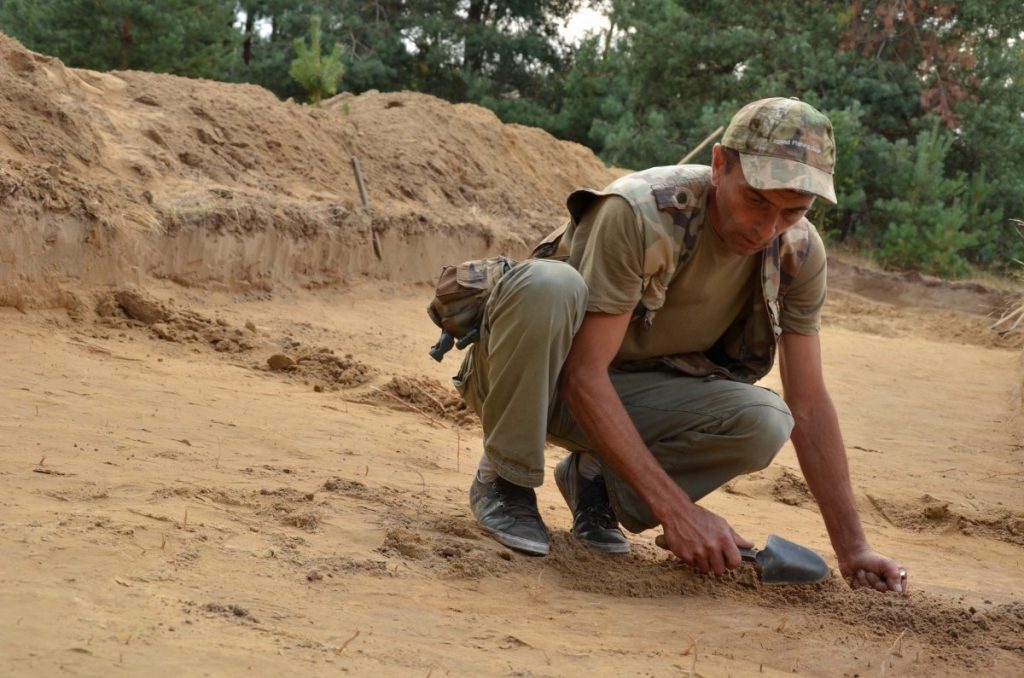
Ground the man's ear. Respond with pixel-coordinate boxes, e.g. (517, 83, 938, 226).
(710, 144, 724, 188)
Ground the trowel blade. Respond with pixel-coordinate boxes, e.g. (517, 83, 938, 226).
(755, 534, 831, 585)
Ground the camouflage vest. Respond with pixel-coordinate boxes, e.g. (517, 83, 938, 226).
(532, 165, 814, 384)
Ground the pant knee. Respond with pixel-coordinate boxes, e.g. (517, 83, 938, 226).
(731, 390, 794, 471)
(488, 259, 587, 327)
(512, 259, 586, 306)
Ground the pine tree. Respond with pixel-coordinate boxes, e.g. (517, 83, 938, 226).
(0, 0, 237, 79)
(288, 15, 345, 104)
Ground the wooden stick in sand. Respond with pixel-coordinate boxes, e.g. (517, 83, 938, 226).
(351, 156, 369, 207)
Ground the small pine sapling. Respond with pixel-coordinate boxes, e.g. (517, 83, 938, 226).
(289, 16, 345, 105)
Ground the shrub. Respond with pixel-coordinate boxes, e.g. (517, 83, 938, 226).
(872, 121, 979, 277)
(289, 16, 345, 105)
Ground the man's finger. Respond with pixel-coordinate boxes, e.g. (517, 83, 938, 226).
(723, 541, 742, 570)
(730, 527, 755, 550)
(864, 570, 889, 592)
(707, 548, 727, 577)
(855, 569, 870, 589)
(882, 561, 907, 593)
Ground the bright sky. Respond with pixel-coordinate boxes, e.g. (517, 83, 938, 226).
(560, 7, 611, 44)
(246, 7, 613, 45)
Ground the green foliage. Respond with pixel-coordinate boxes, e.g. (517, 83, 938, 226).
(579, 0, 1022, 276)
(0, 0, 237, 78)
(288, 16, 345, 104)
(872, 122, 979, 276)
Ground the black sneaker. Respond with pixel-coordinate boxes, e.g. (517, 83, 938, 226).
(554, 453, 630, 554)
(470, 474, 550, 556)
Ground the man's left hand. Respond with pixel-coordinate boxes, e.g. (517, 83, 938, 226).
(840, 547, 908, 593)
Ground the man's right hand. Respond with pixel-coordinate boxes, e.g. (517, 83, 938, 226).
(659, 504, 754, 576)
(561, 310, 756, 578)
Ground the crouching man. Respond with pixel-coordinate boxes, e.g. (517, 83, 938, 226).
(454, 97, 907, 593)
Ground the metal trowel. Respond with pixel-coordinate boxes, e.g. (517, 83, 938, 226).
(655, 534, 830, 585)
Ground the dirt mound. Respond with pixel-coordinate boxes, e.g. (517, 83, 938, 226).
(324, 91, 616, 221)
(82, 288, 260, 353)
(0, 32, 617, 308)
(266, 346, 377, 391)
(867, 493, 1024, 547)
(362, 375, 477, 427)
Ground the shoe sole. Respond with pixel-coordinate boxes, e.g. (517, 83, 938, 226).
(578, 536, 631, 555)
(554, 457, 631, 555)
(479, 525, 550, 557)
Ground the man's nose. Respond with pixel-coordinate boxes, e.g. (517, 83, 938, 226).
(756, 212, 782, 239)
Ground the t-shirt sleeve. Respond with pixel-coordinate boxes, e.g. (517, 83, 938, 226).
(568, 195, 645, 314)
(779, 223, 827, 335)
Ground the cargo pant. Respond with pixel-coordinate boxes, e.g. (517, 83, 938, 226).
(454, 259, 795, 533)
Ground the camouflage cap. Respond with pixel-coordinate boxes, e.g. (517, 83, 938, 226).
(722, 97, 837, 204)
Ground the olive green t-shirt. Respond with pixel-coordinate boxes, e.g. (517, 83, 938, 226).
(568, 195, 826, 362)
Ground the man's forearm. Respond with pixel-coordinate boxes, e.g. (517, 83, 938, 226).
(560, 368, 693, 525)
(788, 395, 869, 561)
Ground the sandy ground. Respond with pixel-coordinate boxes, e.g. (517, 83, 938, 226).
(2, 29, 1023, 678)
(1, 280, 1022, 678)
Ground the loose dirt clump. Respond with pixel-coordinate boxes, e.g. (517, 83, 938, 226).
(266, 353, 294, 371)
(200, 602, 257, 623)
(302, 555, 392, 577)
(364, 375, 477, 427)
(376, 522, 518, 580)
(89, 287, 258, 353)
(253, 487, 322, 532)
(268, 347, 376, 390)
(322, 477, 373, 497)
(770, 468, 814, 507)
(379, 527, 431, 560)
(868, 493, 1024, 546)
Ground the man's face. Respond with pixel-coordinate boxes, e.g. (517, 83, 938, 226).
(709, 145, 815, 256)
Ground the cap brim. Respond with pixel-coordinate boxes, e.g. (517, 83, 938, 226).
(740, 154, 837, 205)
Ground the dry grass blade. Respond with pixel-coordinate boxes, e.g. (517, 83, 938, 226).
(990, 303, 1024, 333)
(370, 386, 449, 429)
(408, 380, 448, 415)
(334, 629, 361, 655)
(889, 629, 907, 658)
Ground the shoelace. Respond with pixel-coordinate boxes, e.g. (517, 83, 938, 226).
(493, 480, 542, 522)
(577, 481, 617, 529)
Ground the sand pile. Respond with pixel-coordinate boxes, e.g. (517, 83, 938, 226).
(0, 31, 616, 308)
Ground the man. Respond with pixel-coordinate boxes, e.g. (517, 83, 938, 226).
(453, 97, 907, 593)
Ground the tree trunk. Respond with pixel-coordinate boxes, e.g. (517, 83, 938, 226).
(242, 11, 255, 65)
(118, 17, 133, 69)
(464, 0, 489, 71)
